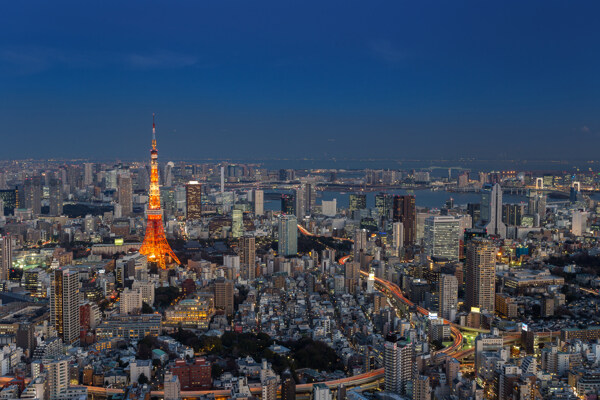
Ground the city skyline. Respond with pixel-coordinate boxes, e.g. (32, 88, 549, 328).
(2, 1, 600, 161)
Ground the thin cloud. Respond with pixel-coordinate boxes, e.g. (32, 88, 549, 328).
(0, 46, 198, 75)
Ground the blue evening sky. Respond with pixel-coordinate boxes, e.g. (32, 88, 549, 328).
(1, 1, 599, 161)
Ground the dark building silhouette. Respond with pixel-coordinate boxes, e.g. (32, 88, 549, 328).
(392, 195, 416, 246)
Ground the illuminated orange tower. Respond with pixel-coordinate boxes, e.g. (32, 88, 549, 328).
(139, 114, 180, 269)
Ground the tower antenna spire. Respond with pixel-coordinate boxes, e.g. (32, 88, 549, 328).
(152, 113, 157, 150)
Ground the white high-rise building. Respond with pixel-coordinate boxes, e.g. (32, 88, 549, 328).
(424, 216, 460, 261)
(50, 269, 80, 346)
(392, 222, 404, 253)
(571, 210, 588, 236)
(164, 372, 180, 400)
(384, 336, 413, 395)
(253, 189, 264, 216)
(439, 274, 458, 321)
(120, 288, 143, 314)
(479, 183, 506, 238)
(44, 357, 70, 399)
(321, 199, 337, 217)
(312, 383, 332, 400)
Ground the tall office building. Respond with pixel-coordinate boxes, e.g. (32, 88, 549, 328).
(479, 183, 506, 238)
(294, 186, 306, 218)
(23, 176, 42, 215)
(83, 163, 94, 186)
(465, 238, 496, 312)
(424, 216, 460, 261)
(232, 209, 243, 238)
(278, 214, 298, 256)
(392, 222, 404, 253)
(384, 335, 413, 395)
(375, 193, 393, 219)
(0, 189, 17, 215)
(240, 235, 256, 280)
(439, 274, 458, 321)
(528, 190, 546, 226)
(344, 261, 360, 294)
(393, 195, 416, 246)
(354, 229, 367, 259)
(281, 194, 295, 215)
(349, 193, 367, 212)
(294, 182, 316, 218)
(50, 269, 80, 345)
(253, 189, 264, 216)
(48, 178, 63, 216)
(185, 181, 202, 220)
(502, 203, 525, 226)
(214, 278, 234, 316)
(0, 236, 12, 281)
(117, 173, 133, 217)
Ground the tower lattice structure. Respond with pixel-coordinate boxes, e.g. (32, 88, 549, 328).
(139, 115, 181, 269)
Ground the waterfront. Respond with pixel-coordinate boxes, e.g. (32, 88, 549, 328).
(264, 189, 529, 212)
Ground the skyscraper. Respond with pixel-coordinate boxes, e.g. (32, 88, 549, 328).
(0, 189, 17, 215)
(185, 181, 202, 220)
(424, 216, 460, 261)
(240, 235, 256, 280)
(479, 183, 506, 238)
(465, 238, 496, 312)
(232, 209, 243, 238)
(253, 189, 264, 216)
(214, 277, 234, 316)
(392, 222, 404, 253)
(439, 274, 458, 321)
(0, 236, 12, 281)
(528, 190, 546, 226)
(393, 195, 416, 246)
(83, 162, 94, 186)
(117, 173, 133, 216)
(139, 115, 181, 269)
(354, 229, 367, 259)
(23, 176, 42, 215)
(375, 192, 393, 219)
(50, 269, 80, 345)
(281, 194, 295, 215)
(349, 193, 367, 212)
(384, 334, 413, 395)
(294, 185, 306, 218)
(48, 178, 63, 216)
(278, 214, 298, 256)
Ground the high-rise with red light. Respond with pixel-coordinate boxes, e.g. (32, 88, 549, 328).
(139, 115, 180, 269)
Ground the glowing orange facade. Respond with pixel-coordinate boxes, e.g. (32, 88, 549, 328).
(139, 115, 181, 269)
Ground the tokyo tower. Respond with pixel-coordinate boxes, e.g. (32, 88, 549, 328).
(139, 114, 181, 269)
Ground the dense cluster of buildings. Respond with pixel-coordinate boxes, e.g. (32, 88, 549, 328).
(1, 131, 600, 399)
